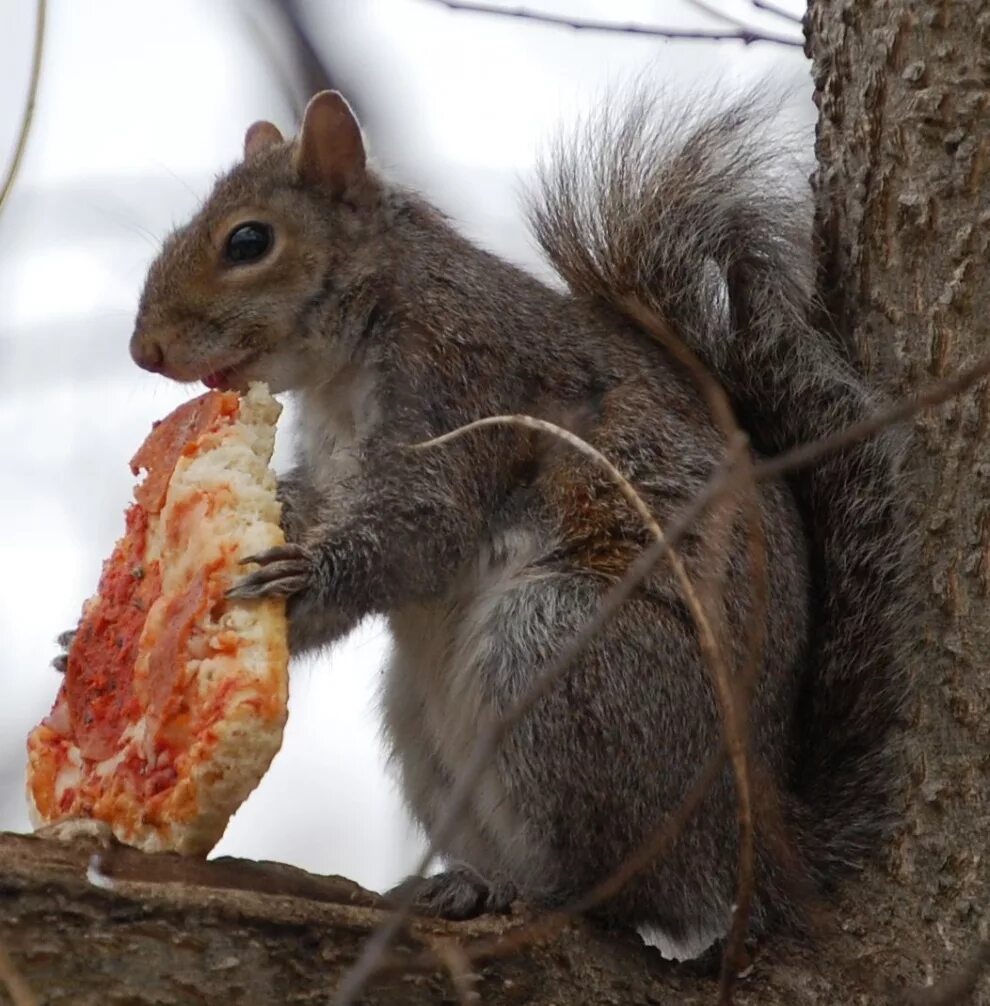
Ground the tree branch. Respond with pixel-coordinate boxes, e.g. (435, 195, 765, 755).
(0, 829, 921, 1004)
(419, 0, 803, 47)
(749, 0, 804, 25)
(0, 0, 46, 219)
(0, 831, 676, 1005)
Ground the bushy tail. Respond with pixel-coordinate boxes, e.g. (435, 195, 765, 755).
(529, 91, 909, 880)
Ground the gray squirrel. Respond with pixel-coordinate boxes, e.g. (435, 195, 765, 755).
(128, 89, 907, 951)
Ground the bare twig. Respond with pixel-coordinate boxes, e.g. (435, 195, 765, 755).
(684, 0, 752, 31)
(750, 0, 804, 26)
(431, 938, 481, 1004)
(265, 0, 338, 113)
(333, 351, 990, 1003)
(241, 10, 309, 123)
(422, 291, 769, 1006)
(0, 0, 47, 219)
(574, 748, 728, 915)
(416, 412, 750, 974)
(383, 748, 727, 978)
(418, 413, 686, 542)
(398, 749, 737, 982)
(619, 296, 765, 1003)
(0, 941, 38, 1006)
(754, 351, 990, 483)
(331, 436, 749, 1006)
(419, 0, 803, 46)
(243, 0, 345, 123)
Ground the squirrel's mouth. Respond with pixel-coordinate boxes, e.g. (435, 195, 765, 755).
(201, 352, 261, 390)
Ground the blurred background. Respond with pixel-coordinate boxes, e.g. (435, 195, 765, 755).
(0, 0, 807, 895)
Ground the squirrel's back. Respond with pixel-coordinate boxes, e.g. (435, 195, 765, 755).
(529, 89, 910, 883)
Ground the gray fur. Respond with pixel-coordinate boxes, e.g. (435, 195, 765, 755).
(132, 90, 907, 945)
(529, 90, 910, 879)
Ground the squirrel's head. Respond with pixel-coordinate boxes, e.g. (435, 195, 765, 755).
(131, 91, 382, 393)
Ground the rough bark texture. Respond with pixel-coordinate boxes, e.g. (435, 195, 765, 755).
(0, 830, 963, 1005)
(810, 0, 990, 998)
(2, 2, 989, 1003)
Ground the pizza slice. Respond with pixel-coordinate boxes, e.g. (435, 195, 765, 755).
(26, 383, 289, 855)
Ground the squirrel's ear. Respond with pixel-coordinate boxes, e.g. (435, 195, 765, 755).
(295, 91, 366, 195)
(244, 121, 284, 161)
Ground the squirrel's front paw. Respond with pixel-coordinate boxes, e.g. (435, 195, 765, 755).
(387, 865, 517, 920)
(227, 544, 316, 600)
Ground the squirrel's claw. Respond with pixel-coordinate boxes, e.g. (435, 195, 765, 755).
(239, 543, 309, 566)
(387, 865, 517, 920)
(228, 544, 314, 600)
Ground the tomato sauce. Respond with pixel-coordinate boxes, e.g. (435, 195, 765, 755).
(66, 389, 238, 763)
(143, 562, 222, 740)
(66, 504, 161, 761)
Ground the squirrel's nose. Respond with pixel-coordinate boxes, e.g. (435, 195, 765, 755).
(130, 331, 165, 373)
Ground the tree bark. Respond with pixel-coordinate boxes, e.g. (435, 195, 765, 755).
(809, 0, 990, 998)
(0, 830, 957, 1005)
(2, 2, 989, 1004)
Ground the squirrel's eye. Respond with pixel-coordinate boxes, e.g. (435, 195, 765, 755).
(224, 222, 273, 264)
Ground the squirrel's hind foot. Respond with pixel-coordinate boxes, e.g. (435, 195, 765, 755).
(388, 863, 517, 920)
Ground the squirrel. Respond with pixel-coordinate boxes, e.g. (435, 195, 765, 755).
(128, 89, 907, 953)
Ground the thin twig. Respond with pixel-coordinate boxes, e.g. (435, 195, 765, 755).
(269, 0, 337, 98)
(0, 0, 47, 219)
(387, 746, 742, 979)
(419, 0, 803, 46)
(427, 291, 768, 1005)
(684, 0, 752, 31)
(418, 413, 678, 542)
(619, 296, 764, 1003)
(331, 437, 748, 1006)
(416, 412, 745, 929)
(573, 748, 728, 915)
(750, 0, 804, 25)
(332, 350, 990, 1003)
(379, 748, 729, 978)
(0, 942, 38, 1006)
(431, 938, 481, 1004)
(241, 8, 309, 123)
(754, 351, 990, 483)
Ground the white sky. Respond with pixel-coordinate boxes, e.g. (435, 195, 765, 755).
(0, 0, 808, 893)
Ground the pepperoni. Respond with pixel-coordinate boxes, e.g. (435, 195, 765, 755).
(130, 390, 239, 513)
(64, 391, 236, 764)
(143, 562, 223, 746)
(66, 504, 163, 761)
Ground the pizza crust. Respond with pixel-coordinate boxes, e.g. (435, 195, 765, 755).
(27, 383, 289, 855)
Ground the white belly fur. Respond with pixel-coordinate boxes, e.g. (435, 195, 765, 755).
(382, 528, 549, 876)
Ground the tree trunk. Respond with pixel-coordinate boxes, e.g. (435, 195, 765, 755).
(2, 2, 988, 1004)
(809, 0, 990, 996)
